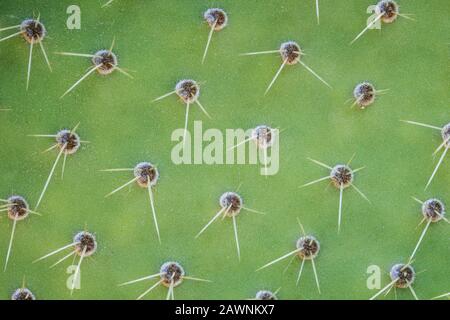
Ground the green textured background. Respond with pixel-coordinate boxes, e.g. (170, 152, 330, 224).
(0, 0, 448, 300)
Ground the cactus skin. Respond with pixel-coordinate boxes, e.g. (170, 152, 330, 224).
(0, 0, 449, 299)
